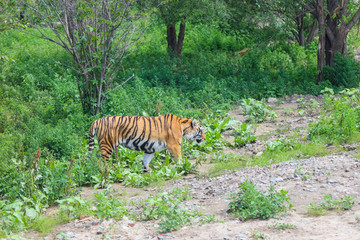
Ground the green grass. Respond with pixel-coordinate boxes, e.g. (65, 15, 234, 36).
(251, 142, 329, 166)
(306, 194, 355, 216)
(203, 153, 247, 177)
(29, 215, 67, 235)
(268, 222, 297, 231)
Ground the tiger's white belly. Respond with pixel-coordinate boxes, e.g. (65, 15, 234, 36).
(119, 139, 167, 154)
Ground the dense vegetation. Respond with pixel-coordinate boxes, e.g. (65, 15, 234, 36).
(0, 1, 360, 236)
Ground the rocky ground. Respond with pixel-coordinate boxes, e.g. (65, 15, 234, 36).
(23, 95, 360, 240)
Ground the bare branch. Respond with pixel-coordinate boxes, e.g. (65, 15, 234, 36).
(108, 73, 135, 93)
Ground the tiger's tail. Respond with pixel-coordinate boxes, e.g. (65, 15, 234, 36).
(86, 120, 98, 161)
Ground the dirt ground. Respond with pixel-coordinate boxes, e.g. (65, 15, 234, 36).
(22, 95, 360, 240)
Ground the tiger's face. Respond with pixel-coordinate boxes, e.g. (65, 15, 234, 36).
(183, 119, 206, 144)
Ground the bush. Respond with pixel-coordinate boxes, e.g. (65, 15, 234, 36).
(309, 88, 360, 143)
(228, 180, 293, 221)
(323, 53, 360, 89)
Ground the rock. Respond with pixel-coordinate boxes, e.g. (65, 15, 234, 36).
(327, 179, 338, 184)
(65, 232, 77, 238)
(267, 97, 278, 103)
(235, 234, 245, 239)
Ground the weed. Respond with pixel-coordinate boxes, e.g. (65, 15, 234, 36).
(306, 203, 327, 216)
(266, 137, 295, 152)
(56, 196, 92, 220)
(252, 142, 328, 166)
(132, 187, 200, 233)
(293, 163, 311, 181)
(268, 222, 297, 231)
(92, 186, 127, 221)
(206, 155, 247, 177)
(232, 123, 257, 147)
(252, 231, 267, 239)
(309, 88, 360, 144)
(29, 216, 64, 234)
(228, 180, 293, 221)
(306, 194, 355, 216)
(240, 98, 277, 123)
(296, 97, 319, 116)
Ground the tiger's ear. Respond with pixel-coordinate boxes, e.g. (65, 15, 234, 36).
(191, 119, 199, 128)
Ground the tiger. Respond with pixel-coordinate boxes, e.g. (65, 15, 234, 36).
(87, 114, 206, 171)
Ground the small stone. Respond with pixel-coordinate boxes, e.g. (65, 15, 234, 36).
(320, 184, 328, 188)
(345, 168, 350, 172)
(256, 151, 263, 156)
(65, 232, 76, 238)
(235, 234, 245, 239)
(327, 179, 337, 184)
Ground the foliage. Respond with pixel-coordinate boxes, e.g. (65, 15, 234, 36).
(268, 222, 296, 231)
(233, 123, 257, 147)
(133, 187, 200, 233)
(306, 194, 355, 216)
(309, 88, 360, 144)
(206, 153, 246, 177)
(22, 0, 147, 115)
(252, 141, 329, 166)
(0, 194, 46, 236)
(323, 53, 360, 89)
(240, 98, 277, 123)
(296, 97, 319, 116)
(266, 137, 295, 152)
(57, 187, 128, 222)
(228, 180, 293, 221)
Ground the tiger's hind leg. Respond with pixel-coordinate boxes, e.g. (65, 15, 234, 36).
(142, 153, 155, 172)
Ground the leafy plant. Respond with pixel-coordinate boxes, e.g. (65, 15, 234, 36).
(266, 137, 295, 152)
(228, 180, 293, 221)
(309, 88, 360, 143)
(306, 194, 355, 216)
(133, 187, 201, 233)
(233, 123, 257, 147)
(0, 195, 45, 235)
(56, 196, 91, 220)
(92, 186, 127, 221)
(240, 98, 277, 123)
(268, 222, 296, 231)
(296, 97, 319, 116)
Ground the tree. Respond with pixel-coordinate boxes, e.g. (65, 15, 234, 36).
(22, 0, 146, 115)
(303, 0, 360, 68)
(323, 0, 360, 66)
(270, 0, 319, 46)
(141, 0, 216, 58)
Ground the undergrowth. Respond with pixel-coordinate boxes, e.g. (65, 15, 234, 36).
(228, 180, 293, 221)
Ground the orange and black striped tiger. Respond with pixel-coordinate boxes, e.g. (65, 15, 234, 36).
(87, 114, 206, 171)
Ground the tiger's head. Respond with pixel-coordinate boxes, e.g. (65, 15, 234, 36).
(182, 119, 206, 144)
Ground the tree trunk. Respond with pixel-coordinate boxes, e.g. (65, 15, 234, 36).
(325, 0, 348, 67)
(166, 22, 186, 58)
(176, 23, 185, 57)
(306, 21, 318, 44)
(317, 0, 325, 83)
(295, 15, 305, 46)
(167, 23, 177, 57)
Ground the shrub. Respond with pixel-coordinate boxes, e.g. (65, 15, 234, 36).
(228, 180, 293, 221)
(323, 53, 360, 89)
(233, 123, 257, 147)
(309, 88, 360, 143)
(240, 98, 277, 123)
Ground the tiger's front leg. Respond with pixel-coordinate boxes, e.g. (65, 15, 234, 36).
(168, 144, 182, 161)
(142, 153, 155, 172)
